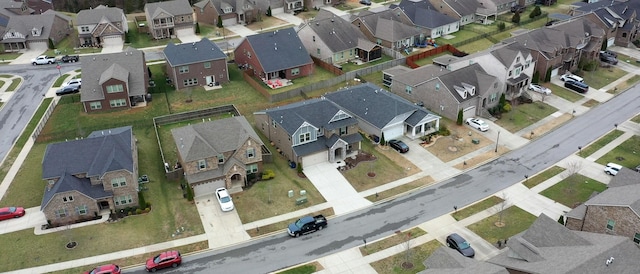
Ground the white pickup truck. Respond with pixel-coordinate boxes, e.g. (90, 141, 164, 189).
(31, 55, 57, 65)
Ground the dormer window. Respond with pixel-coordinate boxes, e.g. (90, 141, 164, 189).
(31, 28, 41, 37)
(198, 159, 207, 170)
(299, 132, 310, 143)
(218, 154, 225, 164)
(224, 7, 233, 13)
(246, 148, 255, 158)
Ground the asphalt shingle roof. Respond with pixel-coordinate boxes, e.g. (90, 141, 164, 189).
(1, 10, 69, 42)
(164, 38, 227, 67)
(394, 0, 458, 29)
(261, 98, 358, 135)
(308, 9, 367, 53)
(76, 5, 124, 26)
(80, 48, 146, 102)
(145, 0, 193, 18)
(41, 172, 112, 210)
(419, 247, 508, 274)
(244, 27, 313, 73)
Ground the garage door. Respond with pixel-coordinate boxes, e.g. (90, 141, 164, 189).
(382, 124, 403, 140)
(28, 41, 48, 51)
(193, 179, 225, 198)
(102, 35, 123, 47)
(462, 106, 476, 120)
(607, 37, 615, 47)
(302, 151, 327, 167)
(550, 68, 559, 78)
(222, 17, 237, 26)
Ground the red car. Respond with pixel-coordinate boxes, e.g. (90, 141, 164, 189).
(84, 264, 121, 274)
(145, 250, 181, 272)
(0, 207, 25, 221)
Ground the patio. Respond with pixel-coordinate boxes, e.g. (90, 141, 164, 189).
(264, 78, 292, 89)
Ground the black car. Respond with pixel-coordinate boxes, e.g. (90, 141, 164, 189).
(600, 54, 618, 65)
(60, 55, 79, 63)
(359, 0, 371, 5)
(446, 233, 475, 258)
(564, 80, 589, 94)
(56, 84, 80, 96)
(510, 5, 525, 13)
(388, 139, 409, 153)
(600, 50, 617, 58)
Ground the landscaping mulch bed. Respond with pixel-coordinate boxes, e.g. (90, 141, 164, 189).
(344, 151, 377, 169)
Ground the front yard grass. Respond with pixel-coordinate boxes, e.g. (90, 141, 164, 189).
(247, 16, 290, 31)
(608, 75, 640, 94)
(549, 84, 584, 102)
(365, 176, 433, 202)
(451, 196, 504, 221)
(614, 53, 640, 67)
(632, 113, 640, 124)
(127, 22, 181, 48)
(467, 206, 537, 245)
(245, 208, 334, 237)
(539, 174, 606, 208)
(523, 166, 565, 189)
(595, 135, 640, 168)
(494, 101, 558, 133)
(277, 262, 323, 274)
(577, 67, 628, 90)
(369, 240, 441, 274)
(360, 227, 427, 256)
(579, 129, 624, 158)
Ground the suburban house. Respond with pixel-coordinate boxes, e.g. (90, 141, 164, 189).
(386, 63, 500, 121)
(254, 98, 362, 168)
(80, 48, 150, 113)
(234, 27, 314, 82)
(427, 0, 481, 26)
(284, 0, 304, 14)
(419, 247, 508, 274)
(0, 0, 33, 34)
(76, 5, 127, 48)
(391, 0, 459, 39)
(40, 126, 139, 227)
(488, 214, 640, 273)
(503, 17, 605, 80)
(193, 0, 257, 27)
(164, 38, 229, 90)
(565, 168, 640, 244)
(351, 7, 423, 52)
(572, 1, 640, 48)
(0, 9, 71, 52)
(323, 83, 442, 140)
(297, 9, 382, 65)
(144, 0, 195, 40)
(432, 41, 535, 99)
(171, 116, 265, 197)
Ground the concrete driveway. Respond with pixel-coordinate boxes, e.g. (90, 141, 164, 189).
(303, 162, 371, 215)
(0, 207, 46, 235)
(195, 194, 250, 249)
(100, 38, 123, 54)
(177, 28, 200, 43)
(9, 44, 48, 65)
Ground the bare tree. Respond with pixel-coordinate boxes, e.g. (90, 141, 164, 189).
(565, 161, 583, 177)
(496, 192, 509, 227)
(402, 231, 413, 269)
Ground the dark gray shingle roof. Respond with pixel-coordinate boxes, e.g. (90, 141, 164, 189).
(1, 10, 69, 42)
(261, 98, 358, 135)
(164, 38, 227, 67)
(244, 27, 313, 73)
(80, 48, 147, 102)
(41, 172, 112, 210)
(308, 10, 367, 53)
(145, 0, 193, 18)
(420, 247, 508, 274)
(76, 5, 124, 26)
(395, 0, 458, 29)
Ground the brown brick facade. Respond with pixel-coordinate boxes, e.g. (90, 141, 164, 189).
(567, 205, 640, 241)
(166, 58, 229, 90)
(234, 39, 314, 80)
(43, 190, 101, 227)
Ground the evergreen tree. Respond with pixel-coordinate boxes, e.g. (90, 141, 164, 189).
(217, 15, 223, 28)
(558, 216, 565, 225)
(457, 109, 463, 125)
(545, 67, 552, 82)
(601, 39, 607, 51)
(195, 22, 201, 34)
(511, 12, 521, 24)
(267, 6, 272, 17)
(380, 132, 386, 146)
(532, 71, 540, 84)
(48, 38, 55, 49)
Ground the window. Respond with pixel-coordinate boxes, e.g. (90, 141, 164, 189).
(204, 62, 211, 69)
(317, 48, 320, 55)
(515, 67, 521, 75)
(90, 102, 102, 110)
(179, 66, 189, 74)
(634, 233, 640, 244)
(106, 84, 124, 93)
(246, 148, 255, 158)
(62, 196, 73, 203)
(272, 120, 277, 128)
(405, 85, 412, 94)
(622, 32, 627, 38)
(525, 60, 531, 68)
(198, 159, 207, 170)
(376, 39, 382, 45)
(606, 219, 615, 230)
(115, 195, 133, 206)
(75, 205, 88, 215)
(55, 208, 67, 218)
(508, 70, 513, 77)
(299, 132, 310, 143)
(435, 83, 440, 91)
(494, 82, 498, 88)
(313, 36, 315, 42)
(218, 154, 225, 164)
(109, 99, 127, 108)
(183, 78, 198, 86)
(291, 68, 300, 76)
(246, 163, 258, 174)
(111, 177, 127, 188)
(490, 93, 498, 102)
(516, 57, 520, 62)
(339, 126, 347, 135)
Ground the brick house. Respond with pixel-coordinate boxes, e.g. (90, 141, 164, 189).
(145, 0, 195, 40)
(234, 27, 314, 81)
(164, 38, 229, 90)
(80, 48, 149, 113)
(573, 3, 640, 48)
(0, 9, 71, 52)
(76, 5, 128, 48)
(171, 116, 265, 197)
(40, 126, 139, 227)
(565, 168, 640, 244)
(351, 7, 423, 51)
(193, 0, 256, 26)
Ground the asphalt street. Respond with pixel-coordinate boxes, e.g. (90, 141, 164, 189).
(125, 83, 640, 274)
(0, 63, 79, 166)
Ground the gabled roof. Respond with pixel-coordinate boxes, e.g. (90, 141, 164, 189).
(354, 8, 420, 42)
(441, 0, 481, 17)
(145, 0, 193, 18)
(171, 116, 264, 163)
(259, 98, 358, 135)
(243, 27, 313, 73)
(164, 38, 227, 67)
(394, 0, 458, 29)
(420, 247, 508, 274)
(1, 10, 69, 42)
(437, 64, 495, 103)
(42, 126, 134, 180)
(80, 48, 146, 102)
(488, 214, 640, 273)
(40, 172, 112, 210)
(490, 41, 530, 68)
(0, 0, 33, 19)
(391, 64, 449, 86)
(76, 5, 124, 26)
(579, 168, 640, 217)
(308, 9, 367, 53)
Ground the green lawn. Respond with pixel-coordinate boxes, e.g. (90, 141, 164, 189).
(549, 83, 584, 102)
(127, 22, 181, 48)
(595, 135, 640, 168)
(632, 114, 640, 123)
(360, 227, 427, 256)
(494, 101, 558, 132)
(467, 206, 537, 245)
(278, 264, 318, 274)
(370, 240, 441, 274)
(452, 196, 504, 221)
(0, 52, 21, 61)
(614, 53, 640, 67)
(578, 67, 628, 89)
(523, 166, 566, 188)
(365, 177, 431, 202)
(341, 55, 393, 72)
(413, 52, 448, 67)
(539, 174, 606, 208)
(456, 39, 496, 54)
(6, 78, 21, 91)
(608, 75, 640, 94)
(579, 130, 624, 157)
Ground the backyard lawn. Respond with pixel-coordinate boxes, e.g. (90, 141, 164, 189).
(467, 206, 537, 245)
(539, 174, 606, 208)
(494, 101, 558, 132)
(595, 135, 640, 168)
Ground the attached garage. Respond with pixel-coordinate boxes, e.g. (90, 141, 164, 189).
(192, 179, 225, 198)
(382, 124, 404, 140)
(462, 106, 476, 120)
(302, 151, 328, 168)
(102, 35, 123, 47)
(222, 17, 237, 26)
(550, 67, 560, 78)
(28, 41, 48, 51)
(607, 37, 615, 47)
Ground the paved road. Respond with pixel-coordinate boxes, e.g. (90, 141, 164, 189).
(124, 83, 640, 274)
(0, 63, 78, 166)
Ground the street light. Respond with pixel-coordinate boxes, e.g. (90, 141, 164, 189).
(495, 131, 501, 152)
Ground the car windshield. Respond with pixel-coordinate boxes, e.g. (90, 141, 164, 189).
(476, 120, 486, 125)
(220, 196, 231, 203)
(8, 207, 16, 213)
(294, 219, 304, 228)
(459, 240, 470, 250)
(153, 254, 161, 264)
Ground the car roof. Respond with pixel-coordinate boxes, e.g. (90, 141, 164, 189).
(216, 188, 229, 195)
(449, 233, 466, 242)
(607, 163, 622, 168)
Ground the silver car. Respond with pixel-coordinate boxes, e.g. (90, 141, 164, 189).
(528, 83, 551, 95)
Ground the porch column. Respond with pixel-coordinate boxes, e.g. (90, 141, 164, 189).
(435, 119, 440, 131)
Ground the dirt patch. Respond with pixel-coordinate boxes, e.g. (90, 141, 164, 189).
(424, 126, 492, 163)
(523, 113, 572, 139)
(344, 151, 377, 168)
(453, 147, 510, 170)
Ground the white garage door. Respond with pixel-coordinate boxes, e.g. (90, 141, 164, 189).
(462, 106, 476, 120)
(193, 179, 225, 198)
(28, 41, 48, 51)
(607, 37, 615, 47)
(550, 68, 559, 78)
(102, 35, 123, 47)
(382, 124, 403, 140)
(302, 151, 327, 168)
(222, 17, 237, 26)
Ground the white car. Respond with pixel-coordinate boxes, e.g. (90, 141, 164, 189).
(528, 83, 551, 95)
(604, 163, 622, 176)
(466, 118, 489, 132)
(62, 78, 82, 87)
(560, 74, 584, 83)
(215, 188, 234, 212)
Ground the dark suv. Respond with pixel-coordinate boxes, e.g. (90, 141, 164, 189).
(511, 5, 525, 13)
(388, 140, 409, 153)
(600, 54, 618, 65)
(564, 80, 589, 93)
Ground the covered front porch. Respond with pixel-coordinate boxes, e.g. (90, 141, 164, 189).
(404, 113, 441, 140)
(506, 73, 530, 98)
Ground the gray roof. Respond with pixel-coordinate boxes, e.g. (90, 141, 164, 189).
(164, 38, 227, 67)
(582, 169, 640, 217)
(441, 0, 481, 17)
(394, 0, 458, 29)
(391, 64, 449, 86)
(260, 98, 358, 135)
(0, 1, 33, 19)
(382, 65, 413, 77)
(2, 10, 69, 42)
(419, 247, 508, 274)
(322, 83, 440, 129)
(42, 126, 134, 180)
(488, 214, 640, 273)
(490, 41, 530, 68)
(292, 133, 362, 157)
(243, 27, 313, 73)
(145, 0, 193, 18)
(355, 8, 421, 42)
(171, 116, 264, 163)
(76, 5, 124, 26)
(80, 48, 147, 102)
(41, 172, 112, 210)
(308, 9, 367, 53)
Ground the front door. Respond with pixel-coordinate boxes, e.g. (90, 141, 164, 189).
(206, 75, 215, 86)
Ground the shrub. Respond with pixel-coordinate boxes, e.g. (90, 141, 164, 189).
(457, 109, 463, 125)
(497, 21, 506, 31)
(267, 6, 272, 16)
(558, 216, 565, 225)
(503, 103, 512, 112)
(532, 71, 540, 84)
(380, 132, 386, 146)
(297, 162, 303, 174)
(195, 22, 201, 34)
(499, 93, 506, 109)
(511, 12, 520, 24)
(138, 191, 147, 209)
(48, 38, 55, 49)
(186, 185, 194, 201)
(262, 169, 275, 180)
(136, 208, 142, 214)
(217, 16, 223, 28)
(545, 67, 552, 82)
(438, 124, 450, 136)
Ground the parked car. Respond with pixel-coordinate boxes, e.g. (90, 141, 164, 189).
(62, 78, 82, 87)
(0, 206, 25, 221)
(466, 118, 489, 132)
(600, 54, 618, 65)
(145, 250, 182, 272)
(56, 84, 80, 96)
(564, 80, 589, 94)
(388, 139, 409, 153)
(31, 55, 56, 65)
(600, 50, 617, 58)
(604, 163, 622, 176)
(560, 74, 584, 83)
(60, 55, 79, 63)
(446, 233, 475, 258)
(215, 187, 234, 212)
(84, 264, 121, 274)
(287, 215, 328, 237)
(510, 5, 525, 13)
(359, 0, 371, 5)
(528, 83, 551, 95)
